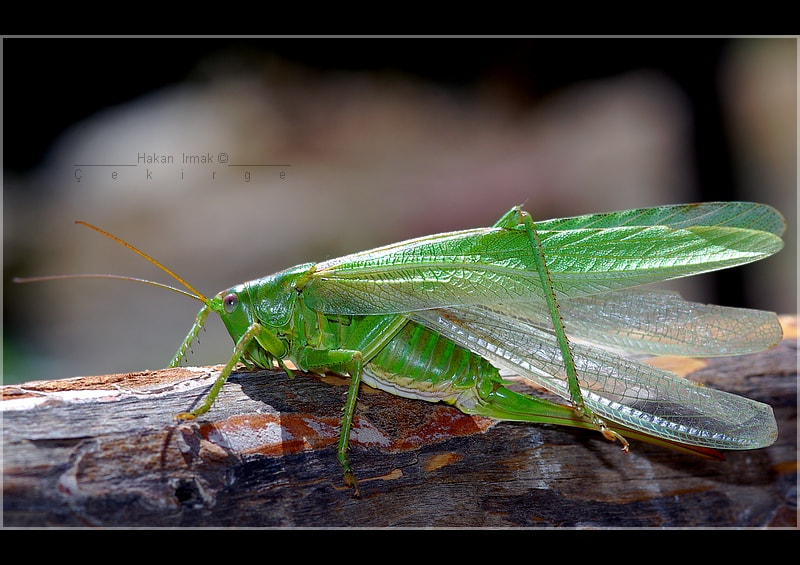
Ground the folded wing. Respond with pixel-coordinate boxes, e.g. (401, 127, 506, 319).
(410, 304, 778, 449)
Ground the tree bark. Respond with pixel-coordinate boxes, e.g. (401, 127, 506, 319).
(3, 316, 796, 527)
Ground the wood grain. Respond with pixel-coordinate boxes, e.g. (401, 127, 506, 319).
(3, 317, 796, 527)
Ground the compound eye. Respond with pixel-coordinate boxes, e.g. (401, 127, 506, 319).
(223, 293, 238, 313)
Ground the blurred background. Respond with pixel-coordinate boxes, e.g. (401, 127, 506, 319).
(3, 37, 796, 384)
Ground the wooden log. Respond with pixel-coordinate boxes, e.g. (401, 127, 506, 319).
(3, 316, 796, 527)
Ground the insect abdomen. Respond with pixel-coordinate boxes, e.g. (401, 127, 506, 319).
(361, 319, 499, 403)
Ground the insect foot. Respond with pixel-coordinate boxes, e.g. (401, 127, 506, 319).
(342, 467, 362, 499)
(596, 418, 630, 452)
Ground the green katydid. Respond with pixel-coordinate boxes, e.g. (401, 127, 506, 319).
(15, 202, 785, 497)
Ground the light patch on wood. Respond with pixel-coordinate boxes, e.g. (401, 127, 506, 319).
(780, 315, 797, 340)
(318, 374, 351, 387)
(772, 460, 797, 474)
(1, 365, 218, 408)
(374, 468, 404, 482)
(424, 452, 464, 472)
(341, 468, 403, 489)
(350, 418, 393, 447)
(198, 439, 231, 462)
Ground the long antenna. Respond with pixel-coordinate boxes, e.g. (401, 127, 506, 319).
(13, 222, 209, 303)
(73, 221, 208, 302)
(13, 273, 204, 303)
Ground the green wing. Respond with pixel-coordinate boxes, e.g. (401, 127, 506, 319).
(534, 200, 785, 234)
(304, 202, 784, 315)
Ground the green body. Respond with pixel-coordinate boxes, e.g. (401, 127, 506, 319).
(164, 203, 785, 496)
(224, 270, 579, 420)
